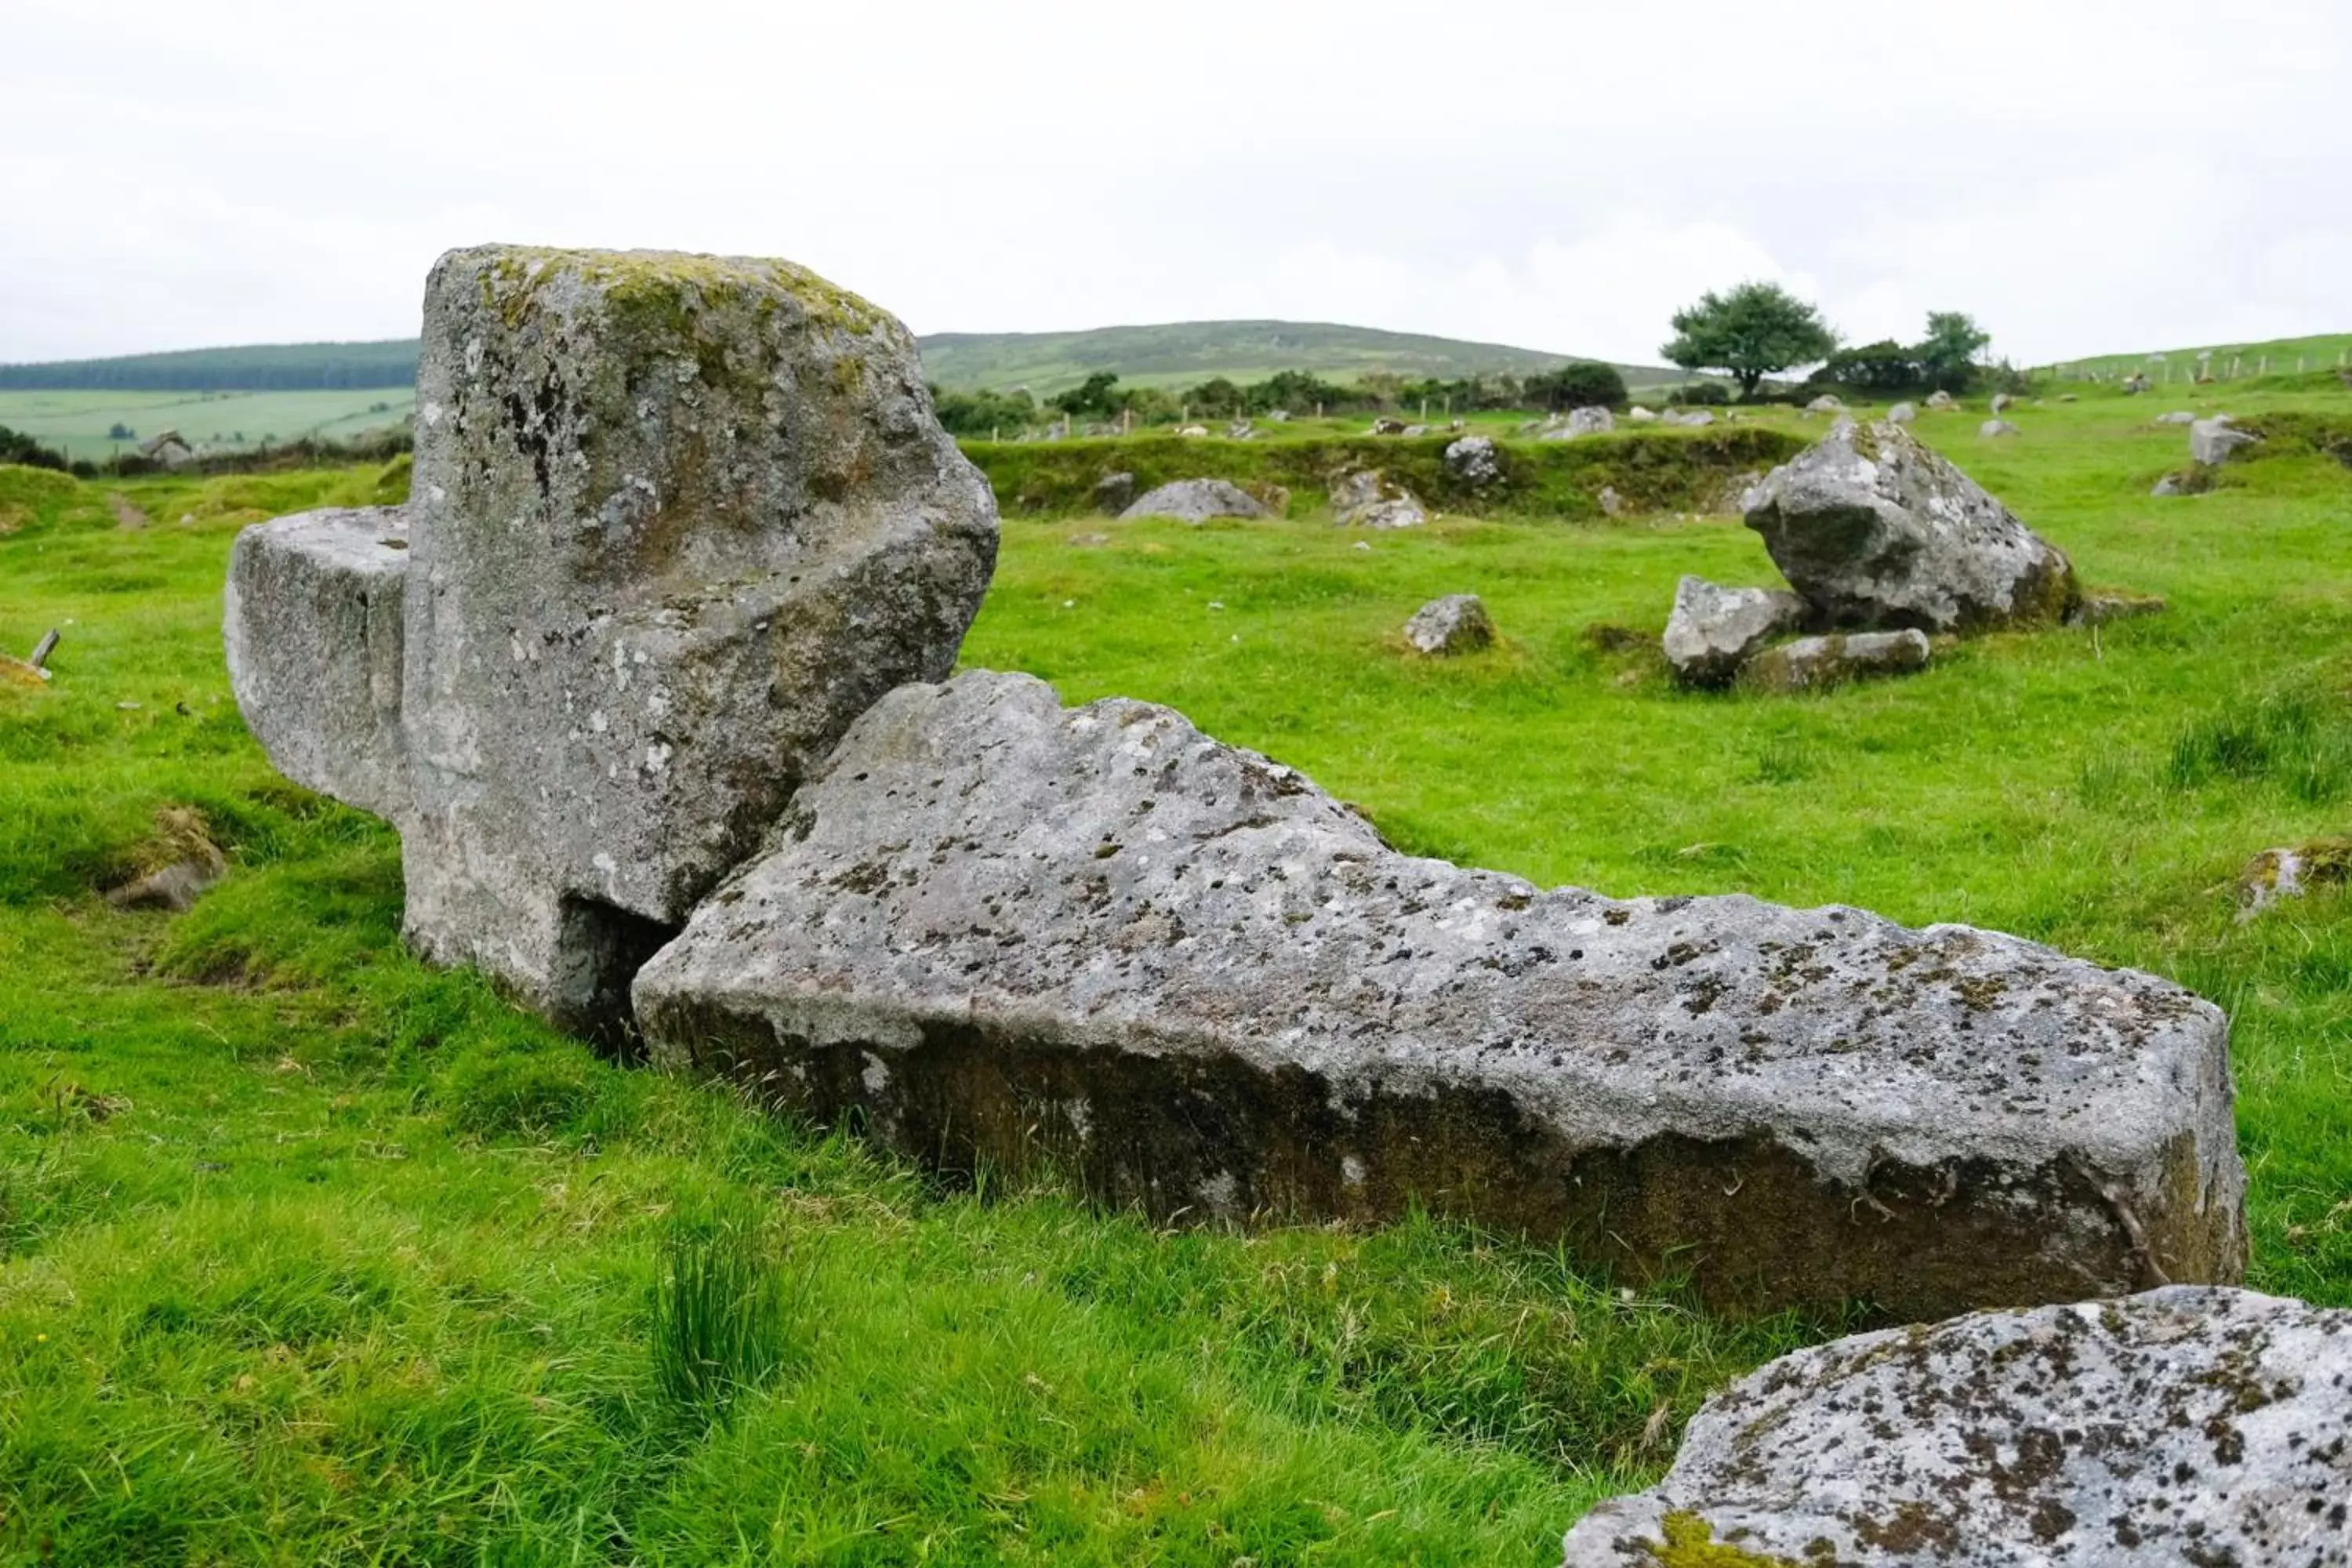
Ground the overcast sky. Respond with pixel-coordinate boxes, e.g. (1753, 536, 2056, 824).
(5, 0, 2347, 368)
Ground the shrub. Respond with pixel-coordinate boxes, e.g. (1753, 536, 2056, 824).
(1668, 383, 1730, 407)
(1525, 360, 1628, 412)
(0, 425, 69, 471)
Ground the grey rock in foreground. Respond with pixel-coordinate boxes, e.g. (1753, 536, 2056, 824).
(1120, 478, 1269, 524)
(1745, 419, 2078, 632)
(1741, 630, 1930, 692)
(223, 506, 414, 821)
(1403, 593, 1493, 653)
(1561, 1287, 2351, 1567)
(2192, 416, 2259, 466)
(1662, 575, 1802, 687)
(1330, 470, 1428, 529)
(229, 247, 999, 1040)
(635, 670, 2245, 1320)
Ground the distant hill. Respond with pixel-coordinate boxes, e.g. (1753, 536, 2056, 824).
(0, 340, 419, 392)
(2044, 330, 2352, 383)
(0, 320, 1682, 397)
(916, 320, 1677, 394)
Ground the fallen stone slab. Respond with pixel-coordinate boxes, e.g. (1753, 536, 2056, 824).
(1403, 593, 1493, 653)
(1662, 575, 1802, 688)
(1740, 630, 1930, 693)
(1120, 478, 1269, 524)
(1744, 419, 2078, 633)
(2070, 590, 2167, 626)
(228, 246, 998, 1040)
(223, 506, 414, 821)
(1560, 1287, 2351, 1567)
(635, 670, 2245, 1320)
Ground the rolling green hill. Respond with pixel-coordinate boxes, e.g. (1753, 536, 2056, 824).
(2045, 330, 2352, 383)
(2, 322, 1679, 402)
(0, 339, 418, 392)
(913, 320, 1678, 394)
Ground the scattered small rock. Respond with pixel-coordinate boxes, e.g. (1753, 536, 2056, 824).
(1403, 594, 1494, 655)
(1542, 406, 1615, 440)
(2069, 590, 2167, 626)
(1596, 486, 1624, 517)
(1369, 418, 1408, 436)
(1990, 392, 2016, 415)
(107, 493, 147, 531)
(104, 807, 227, 912)
(1330, 470, 1427, 529)
(1626, 405, 1657, 423)
(1925, 390, 1957, 411)
(1886, 401, 1916, 424)
(2238, 838, 2352, 919)
(1120, 479, 1269, 524)
(1662, 576, 1804, 688)
(1740, 630, 1931, 692)
(1805, 394, 1844, 414)
(1980, 418, 2020, 437)
(1068, 532, 1111, 548)
(2155, 410, 2197, 425)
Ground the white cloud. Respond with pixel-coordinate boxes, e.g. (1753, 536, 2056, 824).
(3, 0, 2349, 364)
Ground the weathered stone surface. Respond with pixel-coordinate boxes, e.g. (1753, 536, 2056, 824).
(228, 247, 998, 1040)
(1626, 405, 1657, 423)
(1091, 471, 1135, 514)
(103, 808, 228, 913)
(1741, 630, 1930, 692)
(1925, 390, 1957, 411)
(1120, 478, 1268, 524)
(224, 506, 413, 820)
(2156, 409, 2198, 424)
(1990, 391, 2016, 414)
(1403, 593, 1494, 653)
(1560, 1287, 2351, 1568)
(1806, 394, 1844, 414)
(1541, 405, 1615, 440)
(1443, 435, 1502, 487)
(1661, 408, 1715, 427)
(1886, 401, 1916, 424)
(2151, 473, 2187, 497)
(1597, 485, 1624, 517)
(1330, 470, 1428, 529)
(1980, 418, 2020, 437)
(1663, 576, 1803, 687)
(1744, 419, 2078, 633)
(635, 670, 2245, 1319)
(2193, 416, 2260, 466)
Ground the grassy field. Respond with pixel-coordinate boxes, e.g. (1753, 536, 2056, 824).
(2, 383, 2350, 1564)
(0, 388, 416, 461)
(2048, 329, 2352, 383)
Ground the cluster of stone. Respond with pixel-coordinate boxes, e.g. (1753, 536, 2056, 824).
(229, 256, 2258, 1548)
(227, 247, 999, 1041)
(1663, 417, 2095, 689)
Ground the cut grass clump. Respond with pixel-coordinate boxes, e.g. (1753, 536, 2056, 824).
(651, 1213, 805, 1418)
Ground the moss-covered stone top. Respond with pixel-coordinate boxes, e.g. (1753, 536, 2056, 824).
(466, 245, 887, 338)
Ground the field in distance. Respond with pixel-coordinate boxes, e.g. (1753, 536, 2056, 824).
(915, 318, 1679, 395)
(2051, 328, 2352, 383)
(0, 387, 417, 460)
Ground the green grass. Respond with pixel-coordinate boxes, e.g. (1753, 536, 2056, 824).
(2047, 328, 2352, 384)
(0, 387, 417, 461)
(2, 378, 2350, 1563)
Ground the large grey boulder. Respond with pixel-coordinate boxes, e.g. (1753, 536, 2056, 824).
(229, 246, 999, 1040)
(1740, 629, 1931, 692)
(1403, 593, 1493, 653)
(634, 670, 2245, 1320)
(224, 506, 413, 820)
(1661, 575, 1802, 687)
(1330, 470, 1428, 529)
(1120, 478, 1269, 524)
(1561, 1287, 2351, 1567)
(1744, 419, 2078, 632)
(2192, 416, 2259, 466)
(1443, 435, 1501, 487)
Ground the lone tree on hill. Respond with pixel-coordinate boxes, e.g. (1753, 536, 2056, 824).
(1662, 282, 1838, 400)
